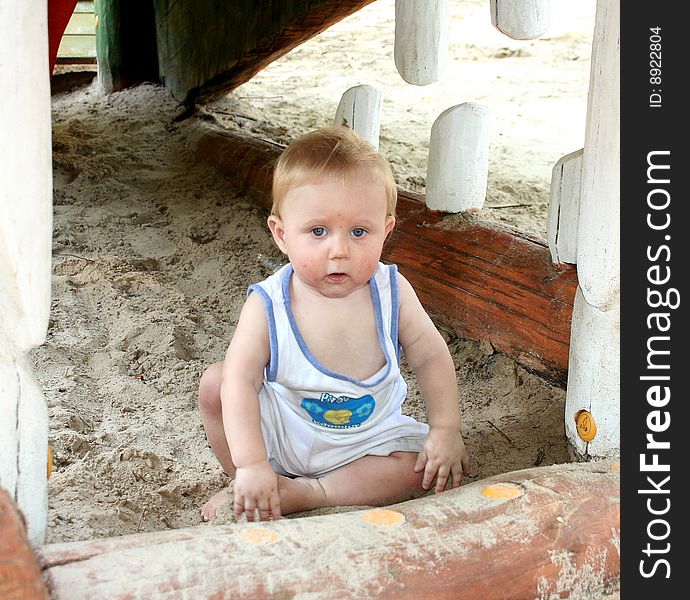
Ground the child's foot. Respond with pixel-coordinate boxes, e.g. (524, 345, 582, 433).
(200, 476, 327, 523)
(201, 481, 234, 522)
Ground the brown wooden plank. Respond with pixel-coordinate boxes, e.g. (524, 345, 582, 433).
(37, 462, 619, 599)
(0, 489, 49, 600)
(193, 124, 576, 384)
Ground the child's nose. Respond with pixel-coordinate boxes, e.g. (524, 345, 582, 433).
(328, 234, 350, 259)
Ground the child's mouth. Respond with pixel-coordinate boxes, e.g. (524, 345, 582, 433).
(326, 273, 348, 283)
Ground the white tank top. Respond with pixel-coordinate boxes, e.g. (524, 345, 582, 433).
(249, 262, 429, 477)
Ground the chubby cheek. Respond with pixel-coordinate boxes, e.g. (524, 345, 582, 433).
(352, 253, 380, 280)
(294, 255, 321, 281)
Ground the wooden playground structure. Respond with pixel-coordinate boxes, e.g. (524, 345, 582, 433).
(1, 0, 619, 597)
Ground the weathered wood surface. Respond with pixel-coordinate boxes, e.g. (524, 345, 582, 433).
(1, 0, 53, 545)
(565, 288, 620, 457)
(426, 102, 489, 213)
(577, 0, 620, 312)
(152, 0, 376, 104)
(36, 461, 619, 599)
(334, 84, 382, 150)
(564, 0, 620, 458)
(193, 125, 577, 385)
(547, 148, 583, 265)
(394, 0, 449, 85)
(0, 488, 49, 600)
(490, 0, 550, 41)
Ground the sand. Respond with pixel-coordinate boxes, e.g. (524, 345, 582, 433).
(36, 0, 595, 544)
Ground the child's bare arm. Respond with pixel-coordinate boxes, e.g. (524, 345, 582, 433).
(221, 292, 281, 520)
(397, 273, 470, 493)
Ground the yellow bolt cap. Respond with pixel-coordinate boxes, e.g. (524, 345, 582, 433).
(576, 410, 596, 442)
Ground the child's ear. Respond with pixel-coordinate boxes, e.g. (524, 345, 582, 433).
(267, 215, 288, 254)
(384, 216, 396, 238)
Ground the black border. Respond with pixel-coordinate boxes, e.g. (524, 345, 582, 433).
(621, 3, 686, 592)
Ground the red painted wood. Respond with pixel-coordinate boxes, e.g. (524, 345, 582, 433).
(48, 0, 79, 76)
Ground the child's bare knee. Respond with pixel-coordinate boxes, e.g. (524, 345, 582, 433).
(198, 362, 223, 414)
(391, 452, 426, 497)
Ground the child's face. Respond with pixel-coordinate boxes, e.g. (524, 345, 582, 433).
(268, 171, 395, 298)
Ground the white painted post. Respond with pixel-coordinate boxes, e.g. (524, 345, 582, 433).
(425, 103, 489, 213)
(0, 0, 53, 544)
(576, 0, 620, 312)
(490, 0, 550, 40)
(394, 0, 449, 86)
(334, 84, 383, 151)
(547, 149, 583, 265)
(565, 288, 620, 458)
(565, 0, 620, 458)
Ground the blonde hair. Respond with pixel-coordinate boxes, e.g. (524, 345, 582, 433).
(271, 126, 397, 217)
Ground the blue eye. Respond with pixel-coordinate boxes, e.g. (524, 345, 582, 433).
(311, 227, 326, 237)
(352, 228, 366, 238)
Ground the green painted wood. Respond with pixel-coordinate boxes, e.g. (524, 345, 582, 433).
(94, 0, 158, 92)
(152, 0, 375, 104)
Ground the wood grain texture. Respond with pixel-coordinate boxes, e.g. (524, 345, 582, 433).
(36, 462, 620, 599)
(152, 0, 376, 103)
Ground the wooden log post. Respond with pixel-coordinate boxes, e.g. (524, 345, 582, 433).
(576, 0, 620, 312)
(94, 0, 159, 93)
(425, 103, 490, 213)
(0, 0, 53, 545)
(565, 0, 620, 458)
(0, 488, 49, 599)
(565, 288, 620, 458)
(192, 124, 577, 385)
(394, 0, 449, 86)
(490, 0, 550, 41)
(333, 84, 383, 151)
(37, 461, 619, 599)
(547, 148, 583, 265)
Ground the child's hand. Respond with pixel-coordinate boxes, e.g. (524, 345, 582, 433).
(414, 427, 470, 493)
(233, 462, 282, 521)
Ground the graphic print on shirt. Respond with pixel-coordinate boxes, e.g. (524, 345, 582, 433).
(300, 393, 376, 429)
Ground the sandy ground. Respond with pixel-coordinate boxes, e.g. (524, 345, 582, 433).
(35, 0, 597, 545)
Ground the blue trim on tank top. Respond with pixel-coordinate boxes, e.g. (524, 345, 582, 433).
(281, 264, 392, 387)
(389, 263, 401, 362)
(247, 284, 279, 381)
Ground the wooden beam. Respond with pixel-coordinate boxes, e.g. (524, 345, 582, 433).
(0, 488, 49, 599)
(193, 125, 576, 385)
(36, 461, 620, 599)
(152, 0, 376, 104)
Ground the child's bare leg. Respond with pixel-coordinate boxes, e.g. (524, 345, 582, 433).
(198, 362, 236, 520)
(277, 452, 425, 515)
